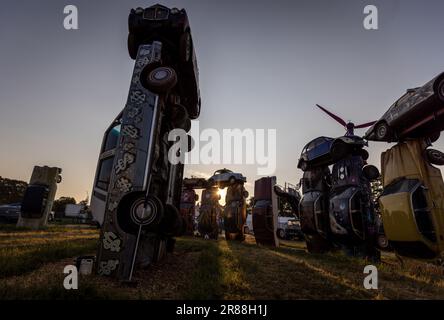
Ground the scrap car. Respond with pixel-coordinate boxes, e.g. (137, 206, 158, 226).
(379, 138, 444, 259)
(91, 4, 200, 280)
(208, 168, 247, 188)
(365, 72, 444, 142)
(297, 136, 368, 171)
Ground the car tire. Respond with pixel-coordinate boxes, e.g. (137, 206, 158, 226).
(117, 193, 164, 235)
(277, 228, 286, 239)
(425, 148, 444, 166)
(160, 204, 182, 236)
(331, 141, 348, 160)
(127, 33, 138, 60)
(146, 67, 178, 93)
(362, 165, 380, 181)
(375, 122, 392, 141)
(359, 149, 369, 161)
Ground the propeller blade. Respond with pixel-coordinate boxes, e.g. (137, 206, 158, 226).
(316, 104, 347, 127)
(355, 121, 377, 129)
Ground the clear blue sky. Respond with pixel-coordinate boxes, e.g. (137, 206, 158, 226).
(1, 0, 444, 201)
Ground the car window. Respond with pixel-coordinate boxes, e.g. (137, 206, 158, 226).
(96, 157, 115, 191)
(103, 124, 121, 153)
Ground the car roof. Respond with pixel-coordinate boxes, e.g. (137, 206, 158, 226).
(304, 136, 333, 148)
(213, 168, 233, 175)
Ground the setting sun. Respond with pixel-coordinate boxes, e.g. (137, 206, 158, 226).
(217, 188, 226, 205)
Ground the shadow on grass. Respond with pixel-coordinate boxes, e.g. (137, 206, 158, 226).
(176, 237, 223, 300)
(0, 239, 98, 278)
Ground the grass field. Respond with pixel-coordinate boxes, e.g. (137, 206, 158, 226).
(0, 226, 443, 300)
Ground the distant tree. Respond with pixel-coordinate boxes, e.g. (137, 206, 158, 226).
(0, 176, 28, 205)
(53, 197, 76, 213)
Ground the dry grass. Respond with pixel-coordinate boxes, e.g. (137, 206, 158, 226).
(1, 227, 443, 300)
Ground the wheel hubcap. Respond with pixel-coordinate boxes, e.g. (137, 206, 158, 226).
(153, 69, 169, 81)
(131, 199, 157, 225)
(377, 126, 386, 138)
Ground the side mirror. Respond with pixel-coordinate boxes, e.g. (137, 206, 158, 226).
(362, 165, 380, 181)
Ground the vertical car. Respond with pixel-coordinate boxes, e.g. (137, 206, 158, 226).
(328, 155, 380, 260)
(252, 177, 280, 247)
(91, 5, 200, 281)
(197, 187, 221, 240)
(224, 182, 249, 241)
(180, 188, 199, 235)
(379, 138, 444, 259)
(298, 166, 333, 253)
(17, 166, 62, 229)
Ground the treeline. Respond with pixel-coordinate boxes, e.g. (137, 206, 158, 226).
(0, 176, 28, 205)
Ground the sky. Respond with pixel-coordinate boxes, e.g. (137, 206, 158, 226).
(1, 0, 444, 202)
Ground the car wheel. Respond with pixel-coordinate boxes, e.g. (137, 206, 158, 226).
(425, 148, 444, 166)
(331, 141, 348, 160)
(375, 122, 392, 141)
(359, 149, 369, 161)
(130, 195, 163, 227)
(277, 229, 286, 239)
(116, 193, 163, 234)
(146, 67, 178, 93)
(362, 165, 380, 181)
(429, 132, 440, 143)
(127, 33, 138, 60)
(160, 204, 182, 236)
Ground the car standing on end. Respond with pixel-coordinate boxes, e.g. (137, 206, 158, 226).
(91, 4, 200, 280)
(365, 72, 444, 143)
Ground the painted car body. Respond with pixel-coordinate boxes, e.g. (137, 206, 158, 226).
(128, 4, 201, 119)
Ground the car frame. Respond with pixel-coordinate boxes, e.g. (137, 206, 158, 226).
(365, 72, 444, 142)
